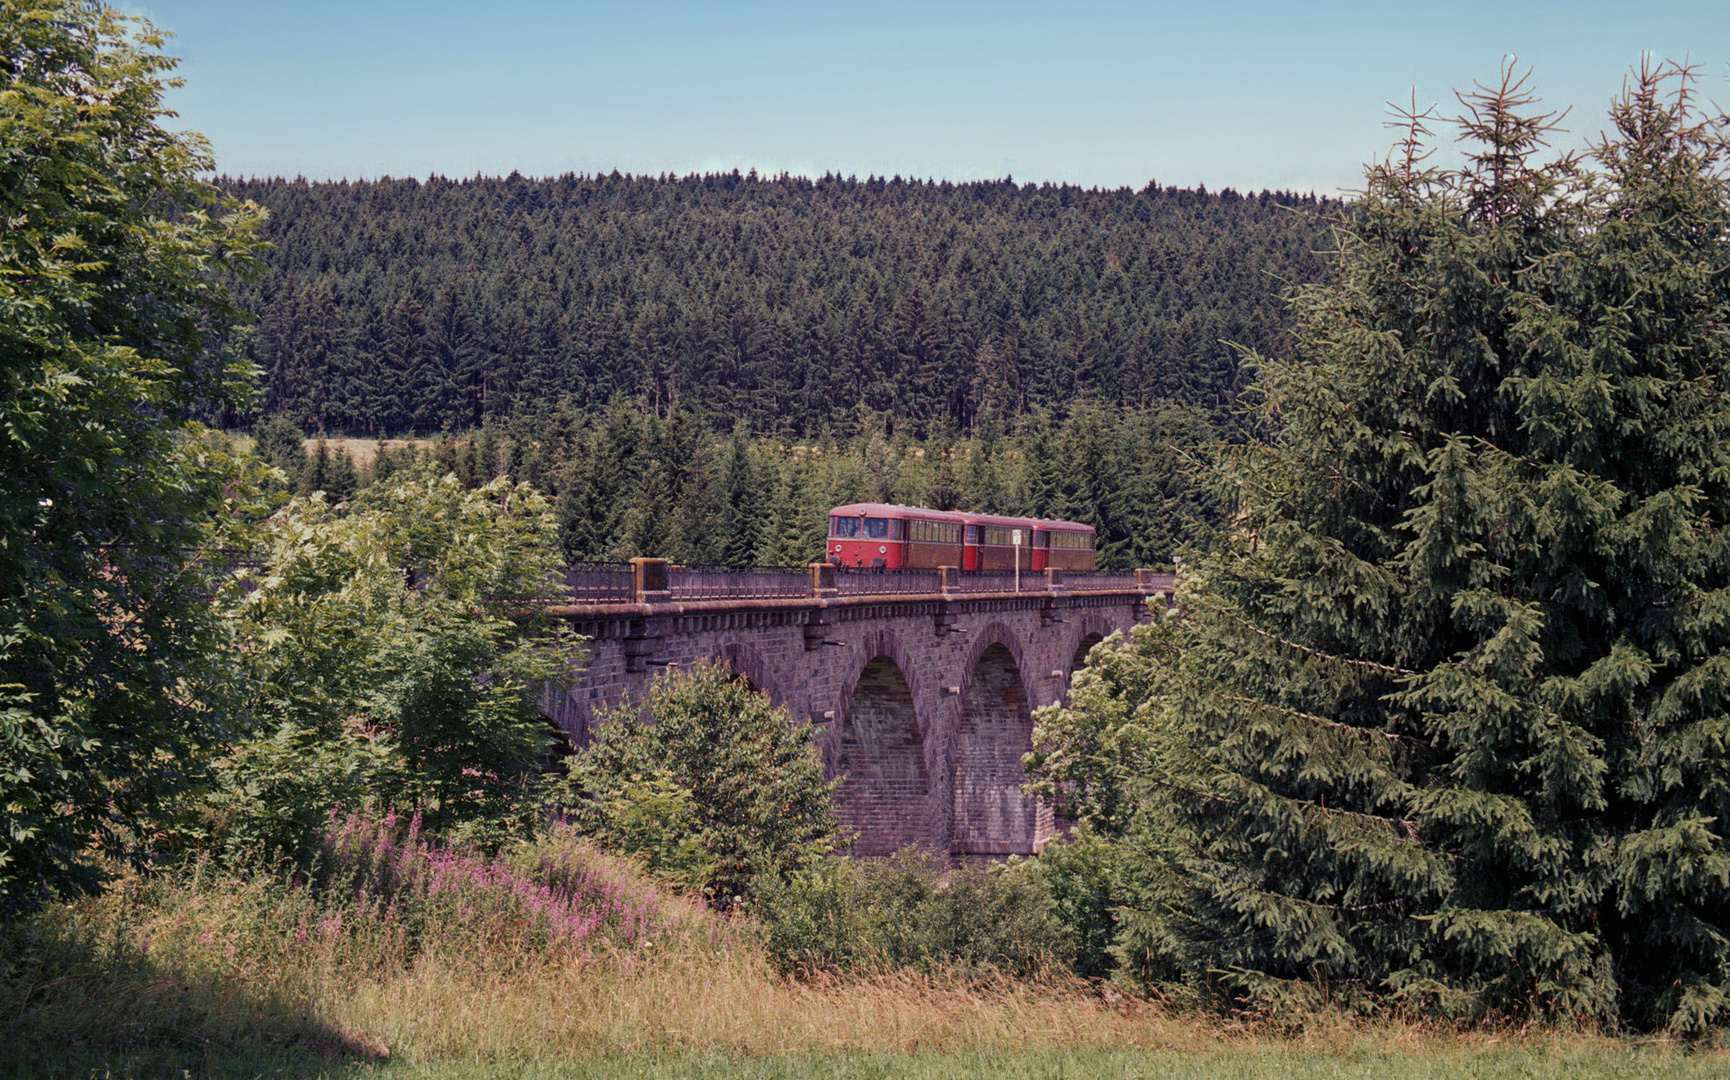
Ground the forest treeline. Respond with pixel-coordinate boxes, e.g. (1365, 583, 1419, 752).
(264, 399, 1212, 570)
(225, 171, 1334, 436)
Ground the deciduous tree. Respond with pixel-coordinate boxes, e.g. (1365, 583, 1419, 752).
(0, 1, 265, 914)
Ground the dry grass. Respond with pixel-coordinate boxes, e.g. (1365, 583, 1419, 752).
(3, 826, 1727, 1077)
(346, 952, 1174, 1059)
(303, 437, 433, 471)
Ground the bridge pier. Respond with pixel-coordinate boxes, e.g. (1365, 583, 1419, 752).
(548, 568, 1172, 858)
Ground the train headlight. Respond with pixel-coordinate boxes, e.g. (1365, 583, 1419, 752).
(879, 546, 887, 554)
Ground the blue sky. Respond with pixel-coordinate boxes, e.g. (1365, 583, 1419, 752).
(129, 1, 1729, 195)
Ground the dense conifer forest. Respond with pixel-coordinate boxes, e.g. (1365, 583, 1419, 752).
(224, 172, 1335, 436)
(265, 399, 1212, 570)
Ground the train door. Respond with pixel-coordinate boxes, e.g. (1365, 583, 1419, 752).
(963, 524, 980, 571)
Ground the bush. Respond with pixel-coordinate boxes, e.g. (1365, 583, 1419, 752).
(761, 848, 1073, 979)
(197, 468, 578, 865)
(556, 661, 837, 906)
(1034, 828, 1128, 982)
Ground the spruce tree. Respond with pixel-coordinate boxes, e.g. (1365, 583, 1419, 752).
(716, 427, 762, 567)
(1059, 64, 1730, 1032)
(299, 439, 333, 497)
(326, 446, 360, 502)
(253, 414, 308, 489)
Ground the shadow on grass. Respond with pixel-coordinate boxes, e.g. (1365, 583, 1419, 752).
(0, 912, 385, 1080)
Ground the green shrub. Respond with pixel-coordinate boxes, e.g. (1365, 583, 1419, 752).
(196, 468, 577, 865)
(761, 848, 1073, 978)
(1034, 828, 1127, 982)
(555, 662, 837, 906)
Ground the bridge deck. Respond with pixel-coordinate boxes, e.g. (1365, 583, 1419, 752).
(550, 585, 1166, 621)
(563, 563, 1174, 608)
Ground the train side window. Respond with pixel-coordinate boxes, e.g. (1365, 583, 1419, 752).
(862, 517, 889, 539)
(910, 519, 962, 544)
(832, 516, 860, 538)
(890, 519, 905, 540)
(1049, 530, 1097, 550)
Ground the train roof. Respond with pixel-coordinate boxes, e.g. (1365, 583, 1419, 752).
(828, 503, 1094, 533)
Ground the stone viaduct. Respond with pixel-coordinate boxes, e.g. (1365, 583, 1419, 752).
(544, 562, 1173, 859)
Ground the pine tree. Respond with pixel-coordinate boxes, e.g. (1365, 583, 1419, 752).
(253, 414, 307, 489)
(715, 427, 762, 567)
(326, 446, 360, 502)
(299, 439, 333, 497)
(1039, 64, 1730, 1032)
(926, 441, 962, 511)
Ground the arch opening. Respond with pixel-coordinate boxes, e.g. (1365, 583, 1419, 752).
(1071, 632, 1105, 675)
(952, 642, 1044, 855)
(836, 655, 930, 856)
(715, 643, 772, 703)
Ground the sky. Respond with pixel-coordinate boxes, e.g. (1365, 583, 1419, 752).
(128, 1, 1730, 196)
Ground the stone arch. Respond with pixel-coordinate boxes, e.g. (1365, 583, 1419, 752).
(1067, 613, 1118, 677)
(1071, 633, 1105, 674)
(714, 640, 778, 702)
(952, 627, 1044, 856)
(959, 622, 1033, 707)
(834, 646, 932, 856)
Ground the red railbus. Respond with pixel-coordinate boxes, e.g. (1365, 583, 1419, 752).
(1034, 518, 1098, 571)
(825, 503, 1096, 572)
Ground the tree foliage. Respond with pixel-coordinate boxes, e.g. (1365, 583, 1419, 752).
(558, 661, 837, 906)
(1031, 63, 1730, 1034)
(0, 1, 265, 915)
(385, 398, 1213, 571)
(224, 172, 1332, 438)
(201, 468, 577, 863)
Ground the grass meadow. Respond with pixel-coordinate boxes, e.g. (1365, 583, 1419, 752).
(4, 818, 1724, 1080)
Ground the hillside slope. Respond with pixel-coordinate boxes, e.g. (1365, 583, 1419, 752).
(225, 172, 1334, 436)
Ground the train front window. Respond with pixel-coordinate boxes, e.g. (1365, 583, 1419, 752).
(831, 516, 860, 538)
(862, 517, 890, 539)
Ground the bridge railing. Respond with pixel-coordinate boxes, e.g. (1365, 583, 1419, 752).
(959, 570, 1023, 594)
(834, 568, 944, 596)
(566, 563, 636, 602)
(668, 566, 812, 601)
(562, 562, 1160, 604)
(1064, 570, 1165, 592)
